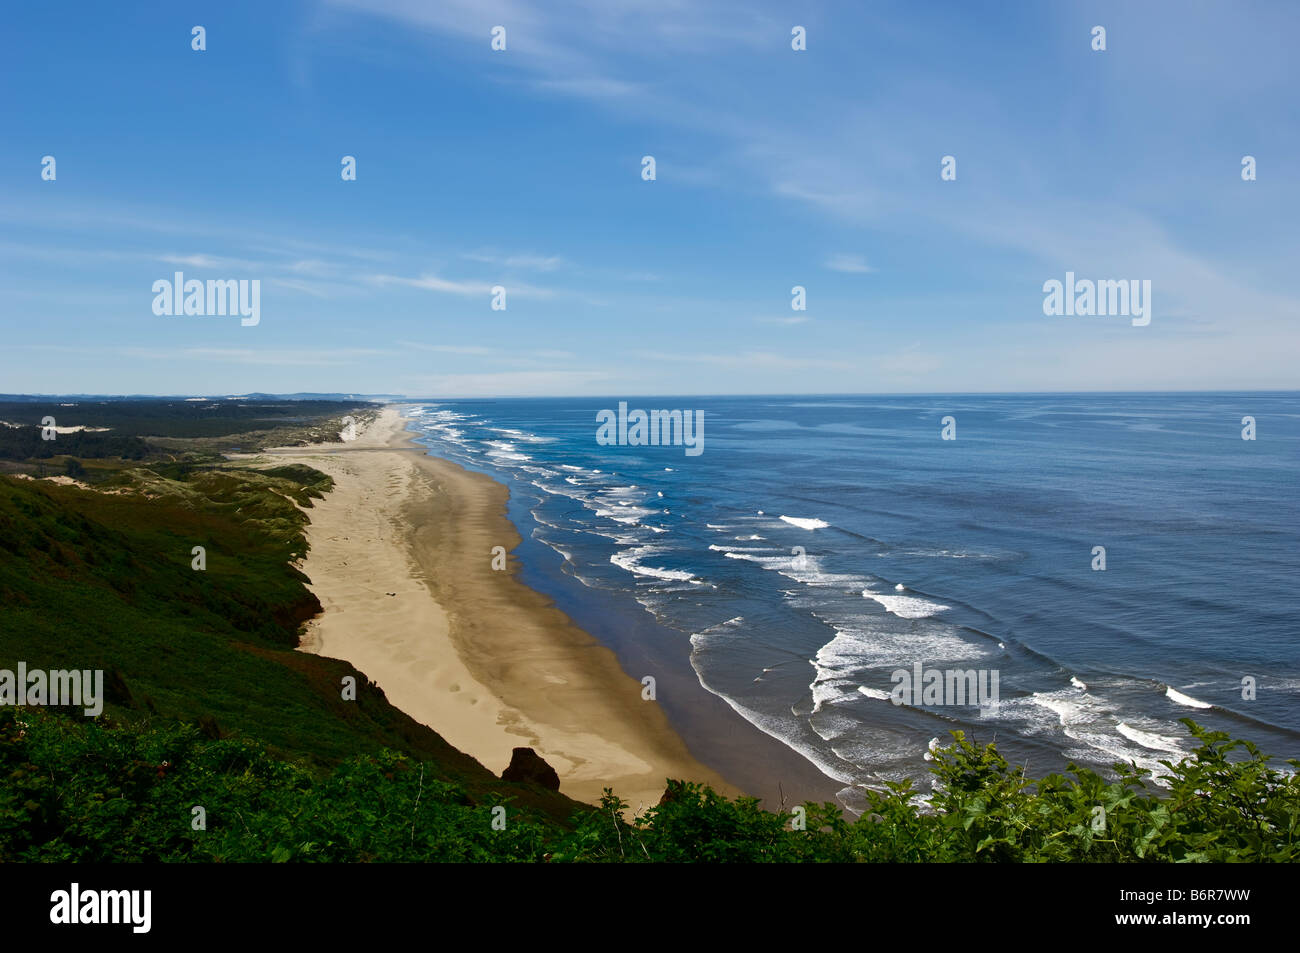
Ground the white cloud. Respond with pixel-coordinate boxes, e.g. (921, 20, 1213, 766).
(267, 278, 332, 298)
(398, 341, 494, 355)
(370, 272, 555, 298)
(159, 253, 248, 269)
(824, 253, 875, 274)
(369, 273, 493, 295)
(873, 343, 941, 377)
(535, 77, 642, 99)
(462, 250, 566, 271)
(119, 347, 391, 367)
(635, 350, 853, 371)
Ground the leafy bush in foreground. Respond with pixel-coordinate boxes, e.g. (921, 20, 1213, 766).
(3, 709, 1295, 862)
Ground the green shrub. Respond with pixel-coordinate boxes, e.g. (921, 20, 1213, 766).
(3, 709, 1294, 863)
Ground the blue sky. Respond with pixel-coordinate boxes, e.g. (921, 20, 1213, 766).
(2, 0, 1297, 396)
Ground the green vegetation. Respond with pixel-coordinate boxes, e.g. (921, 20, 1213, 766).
(0, 398, 374, 472)
(0, 468, 582, 830)
(3, 709, 1294, 862)
(1, 433, 1295, 863)
(0, 710, 556, 862)
(0, 426, 149, 462)
(0, 398, 369, 443)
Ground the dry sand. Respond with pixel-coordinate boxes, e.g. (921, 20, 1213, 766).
(259, 407, 736, 810)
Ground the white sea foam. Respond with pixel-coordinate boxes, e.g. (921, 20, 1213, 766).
(862, 590, 950, 619)
(610, 546, 702, 584)
(807, 618, 988, 716)
(1117, 722, 1185, 754)
(688, 616, 744, 644)
(722, 550, 866, 590)
(1029, 691, 1091, 730)
(690, 619, 858, 786)
(806, 623, 884, 713)
(593, 507, 653, 525)
(1008, 689, 1179, 784)
(530, 480, 589, 503)
(780, 515, 829, 530)
(857, 686, 892, 701)
(488, 427, 553, 444)
(1166, 686, 1212, 709)
(583, 486, 655, 525)
(1071, 676, 1088, 690)
(723, 551, 789, 565)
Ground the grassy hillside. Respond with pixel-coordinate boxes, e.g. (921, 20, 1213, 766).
(0, 469, 586, 830)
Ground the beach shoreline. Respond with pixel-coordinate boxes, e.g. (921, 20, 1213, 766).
(258, 405, 739, 810)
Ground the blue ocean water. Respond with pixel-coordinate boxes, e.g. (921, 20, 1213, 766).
(404, 393, 1300, 809)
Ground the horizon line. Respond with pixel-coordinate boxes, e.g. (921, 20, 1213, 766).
(2, 388, 1298, 401)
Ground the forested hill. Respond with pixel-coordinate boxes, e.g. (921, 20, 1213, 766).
(0, 397, 376, 464)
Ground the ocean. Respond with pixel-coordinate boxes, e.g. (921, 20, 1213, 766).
(402, 393, 1300, 810)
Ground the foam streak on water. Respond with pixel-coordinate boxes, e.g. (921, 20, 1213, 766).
(400, 395, 1300, 807)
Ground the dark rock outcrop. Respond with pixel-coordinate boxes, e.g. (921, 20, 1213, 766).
(104, 667, 134, 709)
(197, 714, 222, 740)
(500, 747, 561, 790)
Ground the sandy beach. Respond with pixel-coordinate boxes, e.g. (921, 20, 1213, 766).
(258, 407, 737, 810)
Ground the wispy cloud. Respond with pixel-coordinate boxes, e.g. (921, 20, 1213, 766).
(370, 272, 556, 299)
(461, 250, 566, 272)
(398, 341, 494, 355)
(266, 277, 334, 298)
(535, 77, 642, 99)
(158, 253, 263, 271)
(119, 347, 393, 366)
(873, 343, 941, 377)
(824, 253, 875, 274)
(322, 0, 777, 103)
(287, 259, 335, 275)
(635, 350, 852, 371)
(370, 273, 493, 295)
